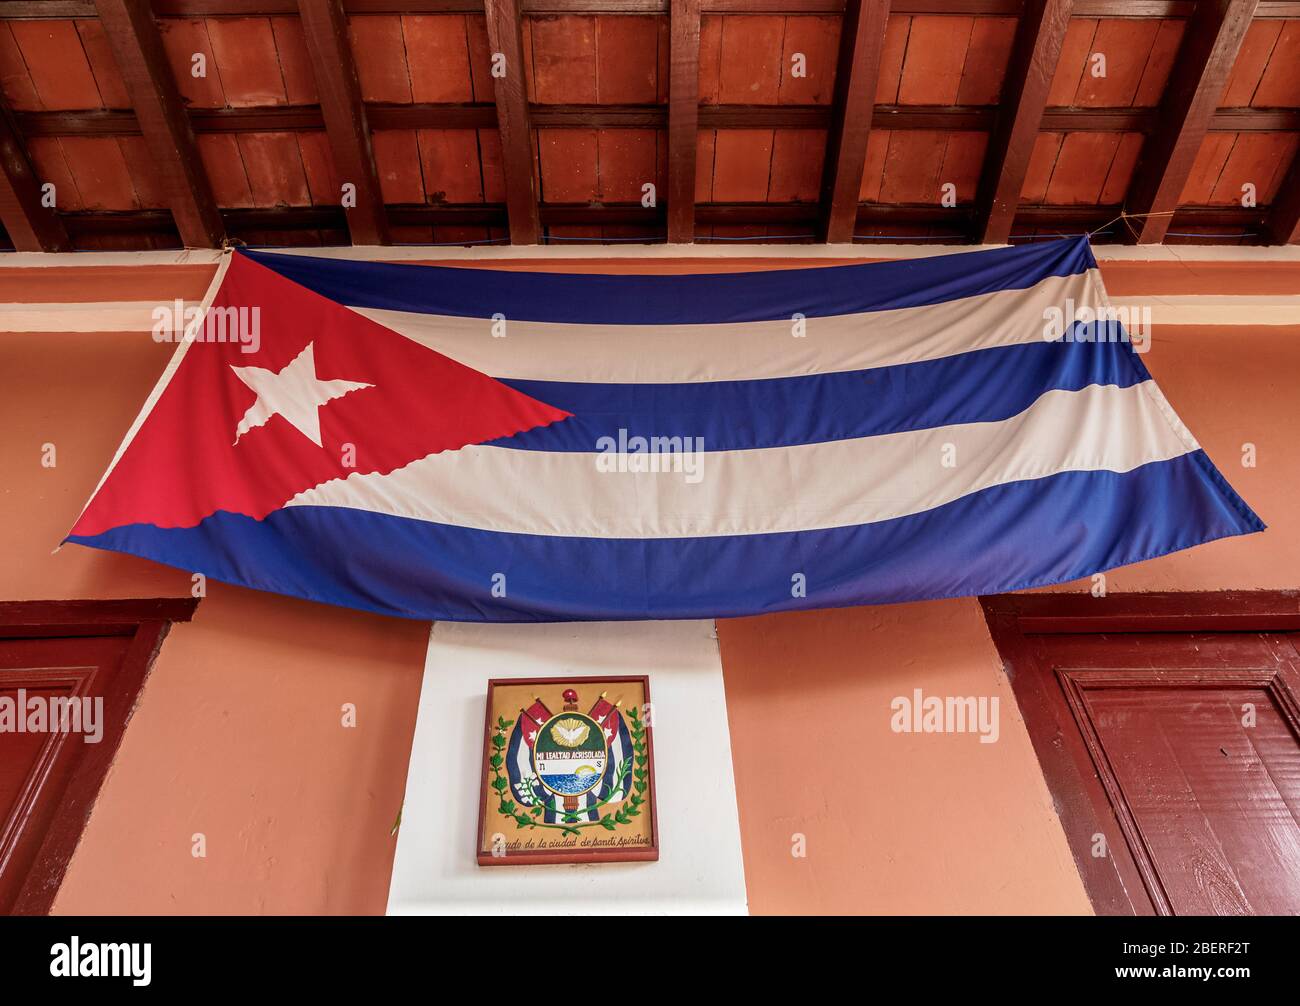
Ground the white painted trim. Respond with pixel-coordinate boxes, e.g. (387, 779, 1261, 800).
(1111, 295, 1300, 326)
(0, 301, 198, 332)
(3, 241, 1300, 267)
(386, 620, 748, 916)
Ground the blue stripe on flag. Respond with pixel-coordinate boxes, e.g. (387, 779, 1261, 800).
(67, 452, 1263, 623)
(239, 237, 1095, 325)
(494, 332, 1144, 453)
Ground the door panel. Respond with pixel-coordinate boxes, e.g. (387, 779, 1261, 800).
(0, 636, 130, 914)
(983, 595, 1300, 916)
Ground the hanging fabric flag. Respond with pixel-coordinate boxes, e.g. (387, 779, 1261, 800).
(67, 238, 1264, 622)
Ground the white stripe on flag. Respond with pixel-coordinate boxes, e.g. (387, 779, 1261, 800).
(288, 383, 1196, 539)
(349, 270, 1106, 384)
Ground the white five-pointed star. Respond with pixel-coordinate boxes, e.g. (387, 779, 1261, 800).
(230, 342, 372, 447)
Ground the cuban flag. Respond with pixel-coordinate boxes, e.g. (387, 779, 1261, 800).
(67, 238, 1263, 621)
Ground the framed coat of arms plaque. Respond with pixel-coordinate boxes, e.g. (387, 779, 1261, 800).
(476, 676, 658, 866)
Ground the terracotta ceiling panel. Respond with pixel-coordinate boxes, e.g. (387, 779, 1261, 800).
(1133, 19, 1184, 107)
(768, 128, 825, 202)
(699, 15, 722, 105)
(25, 137, 82, 210)
(271, 15, 317, 105)
(0, 22, 40, 111)
(858, 129, 889, 202)
(897, 16, 974, 106)
(656, 18, 670, 104)
(1220, 20, 1282, 106)
(596, 128, 658, 202)
(956, 17, 1017, 106)
(938, 131, 988, 203)
(116, 135, 167, 208)
(404, 15, 474, 104)
(1043, 131, 1121, 204)
(1207, 132, 1298, 205)
(1072, 19, 1160, 108)
(206, 18, 288, 107)
(879, 130, 947, 203)
(1179, 132, 1236, 203)
(372, 128, 426, 203)
(1098, 132, 1145, 204)
(296, 131, 340, 206)
(197, 133, 253, 206)
(75, 19, 130, 109)
(349, 15, 413, 104)
(1047, 18, 1097, 107)
(778, 16, 840, 106)
(1253, 21, 1300, 107)
(236, 131, 312, 207)
(712, 129, 774, 201)
(538, 128, 599, 202)
(478, 128, 505, 203)
(531, 15, 597, 104)
(58, 136, 138, 209)
(417, 129, 484, 203)
(9, 19, 105, 110)
(158, 19, 225, 109)
(717, 16, 784, 105)
(696, 130, 716, 202)
(875, 16, 909, 105)
(596, 15, 660, 105)
(467, 15, 493, 103)
(1020, 132, 1064, 202)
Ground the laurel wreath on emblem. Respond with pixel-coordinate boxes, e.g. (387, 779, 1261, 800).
(488, 705, 650, 838)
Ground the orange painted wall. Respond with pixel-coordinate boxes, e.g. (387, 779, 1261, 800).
(1, 256, 1295, 915)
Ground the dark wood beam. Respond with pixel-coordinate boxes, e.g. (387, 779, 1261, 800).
(12, 0, 1300, 15)
(297, 0, 389, 245)
(37, 202, 1270, 251)
(1264, 153, 1300, 244)
(1124, 0, 1259, 244)
(973, 0, 1073, 244)
(483, 0, 540, 244)
(819, 0, 891, 242)
(93, 0, 223, 248)
(0, 104, 71, 251)
(21, 104, 1300, 139)
(667, 0, 701, 243)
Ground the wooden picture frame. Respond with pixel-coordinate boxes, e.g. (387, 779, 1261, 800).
(476, 675, 658, 866)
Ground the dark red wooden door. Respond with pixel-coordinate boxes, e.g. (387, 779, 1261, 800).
(983, 595, 1300, 916)
(0, 635, 132, 914)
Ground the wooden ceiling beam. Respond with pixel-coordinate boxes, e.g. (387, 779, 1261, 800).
(1264, 154, 1300, 244)
(11, 1, 1300, 15)
(297, 0, 389, 245)
(972, 0, 1073, 244)
(667, 0, 701, 243)
(483, 0, 541, 244)
(0, 104, 71, 251)
(1123, 0, 1259, 244)
(21, 105, 1300, 137)
(818, 0, 891, 243)
(93, 0, 224, 248)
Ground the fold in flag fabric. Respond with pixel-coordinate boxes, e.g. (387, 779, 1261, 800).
(67, 238, 1264, 622)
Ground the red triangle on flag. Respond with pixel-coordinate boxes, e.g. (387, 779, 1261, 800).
(72, 250, 570, 538)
